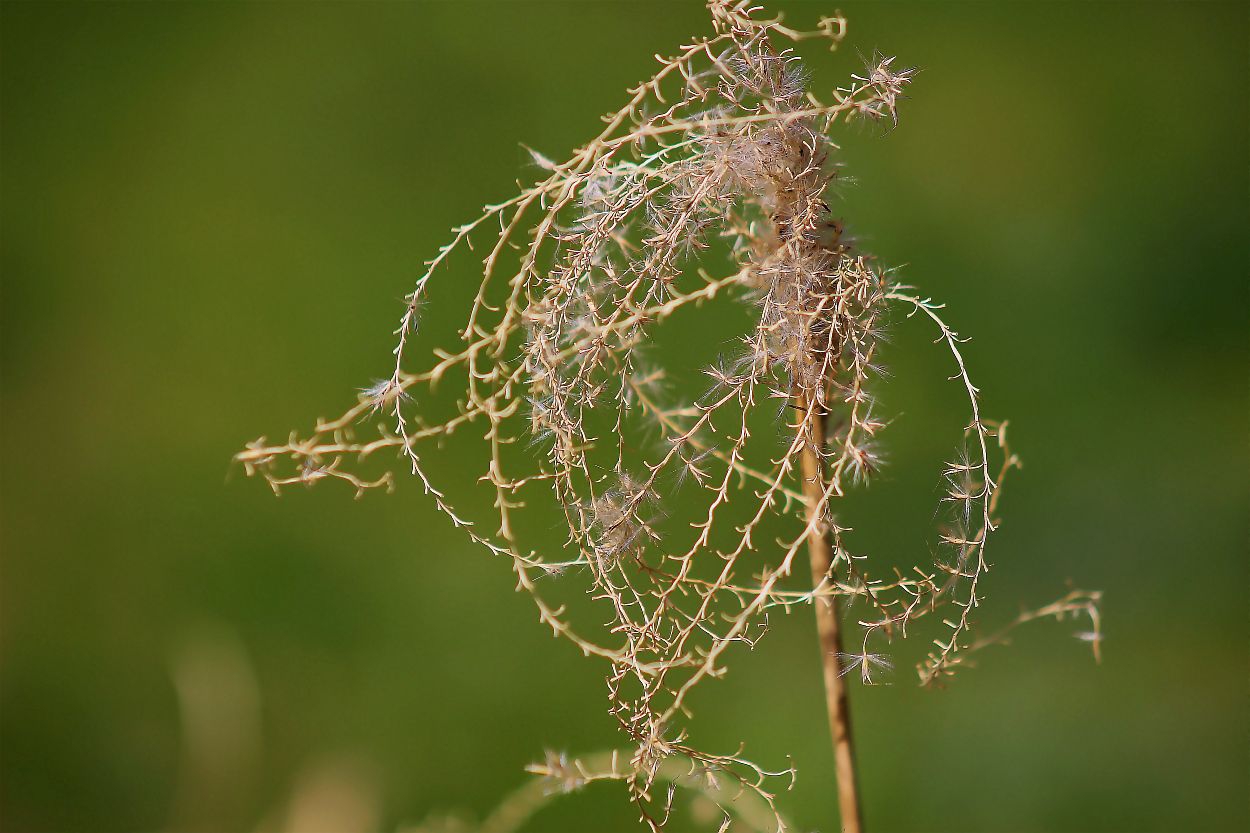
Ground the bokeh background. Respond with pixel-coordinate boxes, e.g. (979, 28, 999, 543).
(3, 2, 1246, 832)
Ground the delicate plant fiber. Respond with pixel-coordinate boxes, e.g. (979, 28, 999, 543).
(237, 3, 1100, 829)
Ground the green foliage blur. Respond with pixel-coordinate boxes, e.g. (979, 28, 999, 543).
(2, 2, 1246, 831)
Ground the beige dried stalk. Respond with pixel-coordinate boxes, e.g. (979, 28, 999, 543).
(236, 3, 1101, 830)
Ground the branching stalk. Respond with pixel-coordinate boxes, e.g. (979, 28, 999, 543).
(797, 392, 862, 833)
(236, 3, 1102, 829)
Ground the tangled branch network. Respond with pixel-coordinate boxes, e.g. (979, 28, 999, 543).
(237, 2, 1100, 828)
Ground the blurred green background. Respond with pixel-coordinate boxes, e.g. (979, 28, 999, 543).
(3, 2, 1246, 831)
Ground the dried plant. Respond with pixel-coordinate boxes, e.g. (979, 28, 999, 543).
(236, 2, 1101, 830)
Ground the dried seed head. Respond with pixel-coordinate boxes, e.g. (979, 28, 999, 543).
(236, 4, 1099, 826)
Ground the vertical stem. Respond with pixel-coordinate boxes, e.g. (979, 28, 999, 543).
(796, 392, 864, 833)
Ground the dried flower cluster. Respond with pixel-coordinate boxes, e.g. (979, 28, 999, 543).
(237, 2, 1100, 829)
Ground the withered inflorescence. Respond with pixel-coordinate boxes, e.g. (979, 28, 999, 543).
(237, 3, 1100, 829)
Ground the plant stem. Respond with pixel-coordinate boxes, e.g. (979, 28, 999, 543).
(797, 392, 864, 833)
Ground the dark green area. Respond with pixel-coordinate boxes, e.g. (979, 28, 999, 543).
(2, 2, 1246, 831)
